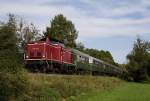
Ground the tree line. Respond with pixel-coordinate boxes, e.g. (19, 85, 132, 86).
(0, 14, 29, 101)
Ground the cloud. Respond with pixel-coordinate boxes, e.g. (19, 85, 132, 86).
(0, 0, 150, 39)
(74, 18, 150, 38)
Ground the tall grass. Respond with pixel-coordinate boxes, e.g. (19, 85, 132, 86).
(26, 73, 122, 101)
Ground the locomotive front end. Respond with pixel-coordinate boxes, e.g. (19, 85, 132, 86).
(25, 42, 46, 60)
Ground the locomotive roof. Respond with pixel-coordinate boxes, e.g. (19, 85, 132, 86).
(40, 37, 64, 44)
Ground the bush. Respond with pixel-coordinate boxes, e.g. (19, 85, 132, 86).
(0, 70, 29, 101)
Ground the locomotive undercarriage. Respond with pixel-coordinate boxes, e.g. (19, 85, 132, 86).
(25, 60, 76, 74)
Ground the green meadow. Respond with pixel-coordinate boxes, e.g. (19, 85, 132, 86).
(77, 82, 150, 101)
(23, 73, 150, 101)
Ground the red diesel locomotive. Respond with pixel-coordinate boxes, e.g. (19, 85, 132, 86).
(25, 37, 75, 73)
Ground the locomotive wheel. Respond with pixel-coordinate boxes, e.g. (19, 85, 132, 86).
(42, 65, 47, 73)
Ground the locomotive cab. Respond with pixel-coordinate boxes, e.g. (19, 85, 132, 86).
(25, 41, 46, 60)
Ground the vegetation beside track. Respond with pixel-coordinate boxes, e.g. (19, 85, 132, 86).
(26, 73, 122, 101)
(77, 82, 150, 101)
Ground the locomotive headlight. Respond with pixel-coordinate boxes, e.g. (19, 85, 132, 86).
(26, 55, 29, 58)
(42, 55, 45, 57)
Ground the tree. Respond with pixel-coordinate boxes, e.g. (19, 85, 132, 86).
(126, 37, 150, 82)
(0, 14, 28, 101)
(76, 42, 85, 51)
(84, 48, 117, 66)
(44, 14, 78, 47)
(17, 19, 41, 53)
(0, 14, 18, 71)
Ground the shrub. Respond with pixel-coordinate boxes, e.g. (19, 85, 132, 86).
(0, 70, 29, 101)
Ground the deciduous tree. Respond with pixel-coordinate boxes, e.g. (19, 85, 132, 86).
(126, 37, 150, 81)
(17, 19, 41, 53)
(0, 14, 29, 101)
(44, 14, 78, 47)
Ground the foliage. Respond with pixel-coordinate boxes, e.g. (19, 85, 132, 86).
(76, 42, 85, 51)
(0, 71, 29, 101)
(27, 73, 122, 101)
(0, 14, 29, 101)
(17, 18, 42, 53)
(44, 14, 78, 47)
(126, 37, 150, 82)
(0, 14, 18, 70)
(84, 48, 118, 66)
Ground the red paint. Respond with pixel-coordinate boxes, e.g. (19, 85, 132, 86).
(25, 37, 73, 64)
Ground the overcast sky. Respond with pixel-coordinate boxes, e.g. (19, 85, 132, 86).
(0, 0, 150, 63)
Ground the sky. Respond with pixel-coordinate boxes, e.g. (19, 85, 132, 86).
(0, 0, 150, 63)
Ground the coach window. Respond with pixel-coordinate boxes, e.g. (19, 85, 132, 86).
(99, 63, 102, 67)
(85, 57, 89, 62)
(78, 55, 81, 60)
(80, 56, 84, 61)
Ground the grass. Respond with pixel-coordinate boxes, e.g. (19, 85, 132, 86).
(26, 73, 122, 101)
(24, 73, 150, 101)
(77, 82, 150, 101)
